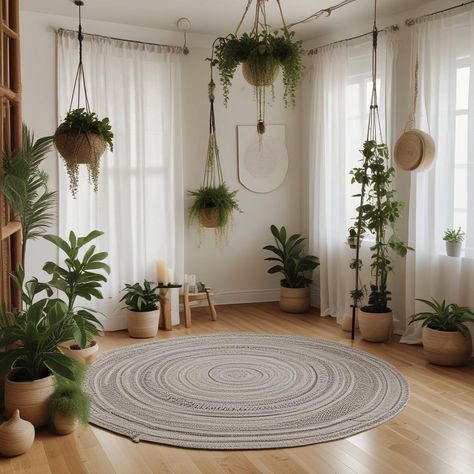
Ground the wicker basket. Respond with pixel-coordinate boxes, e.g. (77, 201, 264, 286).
(199, 207, 218, 228)
(242, 58, 279, 87)
(394, 129, 435, 172)
(55, 130, 107, 165)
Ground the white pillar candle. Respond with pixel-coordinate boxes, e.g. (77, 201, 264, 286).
(156, 259, 168, 284)
(168, 268, 174, 285)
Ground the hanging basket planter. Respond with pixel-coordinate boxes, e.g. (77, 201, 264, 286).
(54, 129, 107, 165)
(199, 207, 219, 228)
(242, 55, 280, 87)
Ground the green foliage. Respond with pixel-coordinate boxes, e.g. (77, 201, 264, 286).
(410, 298, 474, 337)
(188, 184, 241, 232)
(121, 280, 161, 312)
(0, 290, 81, 382)
(2, 126, 56, 263)
(211, 31, 303, 107)
(55, 108, 113, 152)
(43, 230, 110, 349)
(443, 227, 465, 243)
(263, 225, 319, 288)
(48, 362, 90, 424)
(349, 140, 413, 313)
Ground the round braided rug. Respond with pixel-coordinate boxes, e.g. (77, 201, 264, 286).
(85, 333, 409, 449)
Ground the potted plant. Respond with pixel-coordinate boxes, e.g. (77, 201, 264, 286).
(48, 363, 90, 435)
(43, 230, 110, 364)
(350, 141, 412, 342)
(188, 184, 241, 236)
(54, 108, 114, 197)
(121, 280, 161, 338)
(0, 290, 81, 427)
(410, 298, 474, 366)
(347, 227, 364, 249)
(212, 31, 303, 109)
(2, 125, 56, 264)
(263, 225, 319, 313)
(443, 227, 465, 257)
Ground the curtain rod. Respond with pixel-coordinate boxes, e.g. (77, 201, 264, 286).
(306, 24, 399, 55)
(57, 28, 184, 53)
(405, 0, 474, 26)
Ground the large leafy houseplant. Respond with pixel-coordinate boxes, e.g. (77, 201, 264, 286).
(263, 225, 319, 288)
(349, 141, 411, 314)
(2, 125, 56, 264)
(121, 280, 161, 312)
(43, 230, 111, 350)
(54, 108, 114, 196)
(212, 31, 303, 108)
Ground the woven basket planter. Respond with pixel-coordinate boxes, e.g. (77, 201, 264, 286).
(55, 130, 106, 165)
(394, 129, 435, 172)
(242, 58, 279, 87)
(199, 207, 219, 228)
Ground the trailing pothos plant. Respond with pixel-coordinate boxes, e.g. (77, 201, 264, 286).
(349, 140, 412, 313)
(211, 30, 303, 107)
(263, 225, 319, 288)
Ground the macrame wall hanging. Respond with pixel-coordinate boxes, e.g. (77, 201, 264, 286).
(54, 0, 114, 197)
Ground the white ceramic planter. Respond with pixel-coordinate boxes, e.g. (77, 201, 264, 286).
(358, 310, 393, 342)
(127, 309, 160, 338)
(445, 241, 462, 257)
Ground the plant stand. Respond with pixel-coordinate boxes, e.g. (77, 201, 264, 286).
(179, 289, 217, 328)
(157, 284, 181, 331)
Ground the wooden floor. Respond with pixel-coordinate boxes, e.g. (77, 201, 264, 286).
(1, 302, 473, 474)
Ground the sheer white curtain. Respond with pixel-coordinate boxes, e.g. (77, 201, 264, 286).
(57, 30, 184, 329)
(402, 7, 474, 346)
(308, 33, 396, 323)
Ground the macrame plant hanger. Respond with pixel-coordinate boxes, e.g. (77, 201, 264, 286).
(69, 0, 91, 116)
(350, 0, 384, 340)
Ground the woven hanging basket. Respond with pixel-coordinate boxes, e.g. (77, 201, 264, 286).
(199, 207, 219, 228)
(242, 58, 279, 87)
(54, 130, 107, 165)
(394, 129, 435, 172)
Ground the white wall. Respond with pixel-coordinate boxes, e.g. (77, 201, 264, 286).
(20, 11, 302, 315)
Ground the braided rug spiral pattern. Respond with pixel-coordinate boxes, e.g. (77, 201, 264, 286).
(85, 333, 409, 449)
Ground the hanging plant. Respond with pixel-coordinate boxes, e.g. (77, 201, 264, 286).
(55, 108, 113, 196)
(209, 0, 303, 134)
(55, 0, 113, 197)
(188, 80, 241, 243)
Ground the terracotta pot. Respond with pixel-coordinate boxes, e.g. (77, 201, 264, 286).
(358, 310, 393, 342)
(242, 59, 279, 87)
(4, 374, 55, 428)
(422, 327, 472, 366)
(341, 312, 359, 332)
(54, 130, 106, 165)
(60, 340, 99, 365)
(0, 409, 35, 457)
(280, 287, 310, 313)
(199, 207, 218, 228)
(127, 309, 160, 338)
(445, 241, 462, 257)
(53, 414, 79, 435)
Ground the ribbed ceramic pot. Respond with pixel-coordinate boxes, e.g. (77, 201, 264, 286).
(422, 327, 472, 366)
(279, 287, 310, 313)
(127, 309, 160, 338)
(53, 414, 80, 435)
(4, 374, 55, 428)
(358, 310, 393, 342)
(0, 409, 35, 457)
(60, 340, 99, 365)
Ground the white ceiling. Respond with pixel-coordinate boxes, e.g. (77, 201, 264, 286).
(20, 0, 432, 40)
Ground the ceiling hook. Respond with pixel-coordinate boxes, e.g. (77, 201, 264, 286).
(177, 17, 191, 55)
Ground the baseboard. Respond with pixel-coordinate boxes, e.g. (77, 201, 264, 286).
(213, 288, 280, 305)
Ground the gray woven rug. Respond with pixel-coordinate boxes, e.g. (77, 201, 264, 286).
(85, 333, 409, 449)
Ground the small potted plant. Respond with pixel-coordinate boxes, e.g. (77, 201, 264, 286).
(263, 225, 319, 313)
(54, 108, 114, 196)
(121, 280, 161, 338)
(48, 363, 90, 435)
(44, 230, 110, 365)
(347, 227, 364, 249)
(188, 184, 241, 235)
(443, 227, 465, 257)
(410, 298, 474, 366)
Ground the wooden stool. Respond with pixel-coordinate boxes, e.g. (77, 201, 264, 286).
(179, 290, 217, 328)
